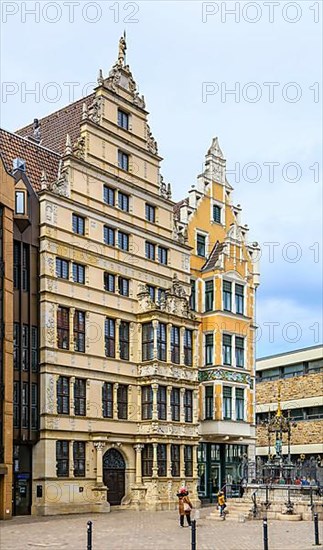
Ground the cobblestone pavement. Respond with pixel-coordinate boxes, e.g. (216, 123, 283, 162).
(0, 508, 322, 550)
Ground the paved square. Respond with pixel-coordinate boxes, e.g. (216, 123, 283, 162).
(0, 508, 321, 550)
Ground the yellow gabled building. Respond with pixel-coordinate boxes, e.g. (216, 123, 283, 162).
(175, 138, 260, 500)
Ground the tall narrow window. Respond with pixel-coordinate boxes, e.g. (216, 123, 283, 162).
(213, 204, 221, 223)
(223, 280, 232, 311)
(57, 306, 69, 350)
(102, 382, 113, 418)
(56, 258, 69, 279)
(13, 322, 20, 370)
(105, 318, 115, 358)
(197, 233, 206, 257)
(171, 388, 180, 421)
(205, 334, 214, 366)
(74, 310, 85, 352)
(118, 109, 129, 130)
(223, 334, 232, 365)
(142, 385, 153, 420)
(72, 263, 85, 284)
(147, 285, 156, 301)
(171, 444, 180, 477)
(235, 284, 244, 314)
(13, 241, 20, 289)
(104, 272, 115, 293)
(31, 327, 38, 372)
(119, 277, 129, 296)
(118, 150, 129, 171)
(205, 386, 214, 419)
(236, 388, 244, 420)
(13, 382, 20, 428)
(22, 382, 29, 428)
(118, 231, 129, 251)
(142, 444, 153, 477)
(117, 384, 128, 419)
(190, 280, 196, 311)
(73, 441, 86, 477)
(22, 324, 29, 371)
(158, 246, 168, 265)
(22, 244, 29, 291)
(119, 321, 130, 360)
(205, 280, 214, 312)
(142, 322, 153, 361)
(118, 192, 129, 212)
(15, 191, 25, 214)
(145, 203, 156, 223)
(235, 337, 245, 368)
(223, 386, 232, 419)
(31, 383, 38, 430)
(184, 446, 193, 477)
(56, 441, 69, 477)
(157, 386, 167, 420)
(104, 226, 115, 246)
(157, 444, 167, 476)
(72, 214, 85, 235)
(184, 329, 193, 366)
(57, 376, 69, 414)
(103, 185, 115, 206)
(171, 326, 180, 364)
(74, 378, 86, 416)
(157, 322, 167, 361)
(184, 389, 193, 423)
(145, 241, 155, 260)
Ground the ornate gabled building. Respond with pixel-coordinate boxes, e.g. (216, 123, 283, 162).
(175, 137, 260, 500)
(4, 38, 200, 515)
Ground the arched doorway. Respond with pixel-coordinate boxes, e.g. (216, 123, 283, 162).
(103, 448, 126, 505)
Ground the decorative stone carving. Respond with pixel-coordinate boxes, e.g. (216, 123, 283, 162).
(46, 375, 55, 414)
(137, 422, 198, 437)
(137, 284, 155, 312)
(146, 123, 158, 155)
(173, 218, 188, 244)
(88, 96, 102, 124)
(73, 136, 86, 160)
(32, 118, 41, 142)
(159, 175, 172, 199)
(41, 170, 47, 190)
(49, 161, 70, 197)
(199, 368, 253, 388)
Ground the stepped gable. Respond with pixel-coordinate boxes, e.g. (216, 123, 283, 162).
(0, 129, 60, 192)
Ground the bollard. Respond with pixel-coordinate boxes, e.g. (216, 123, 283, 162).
(314, 513, 320, 546)
(87, 520, 93, 550)
(191, 519, 196, 550)
(263, 516, 269, 550)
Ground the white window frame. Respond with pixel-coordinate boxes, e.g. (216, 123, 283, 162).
(211, 199, 224, 225)
(195, 229, 209, 258)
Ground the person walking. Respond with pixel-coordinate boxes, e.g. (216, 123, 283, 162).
(177, 487, 193, 527)
(217, 490, 226, 517)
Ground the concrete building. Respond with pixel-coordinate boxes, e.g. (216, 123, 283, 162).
(175, 139, 260, 500)
(256, 345, 323, 469)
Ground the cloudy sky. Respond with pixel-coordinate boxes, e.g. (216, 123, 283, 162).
(1, 0, 322, 357)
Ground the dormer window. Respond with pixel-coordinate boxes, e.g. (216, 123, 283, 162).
(15, 191, 26, 215)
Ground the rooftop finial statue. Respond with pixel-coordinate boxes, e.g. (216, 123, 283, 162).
(118, 32, 127, 66)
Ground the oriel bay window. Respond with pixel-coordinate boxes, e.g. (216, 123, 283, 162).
(205, 386, 214, 419)
(56, 441, 69, 477)
(117, 384, 128, 419)
(74, 310, 85, 353)
(184, 445, 193, 477)
(142, 444, 153, 477)
(157, 322, 167, 361)
(236, 388, 245, 420)
(171, 444, 180, 477)
(223, 280, 232, 311)
(119, 321, 130, 360)
(235, 337, 245, 367)
(171, 387, 180, 421)
(57, 306, 69, 349)
(171, 326, 180, 364)
(105, 317, 115, 358)
(184, 329, 193, 366)
(142, 385, 153, 420)
(223, 386, 232, 419)
(102, 382, 113, 418)
(74, 378, 86, 416)
(223, 334, 232, 365)
(235, 284, 244, 314)
(205, 333, 214, 366)
(157, 444, 167, 476)
(73, 441, 86, 477)
(184, 389, 193, 422)
(142, 322, 153, 361)
(157, 385, 167, 420)
(57, 376, 69, 414)
(205, 280, 214, 312)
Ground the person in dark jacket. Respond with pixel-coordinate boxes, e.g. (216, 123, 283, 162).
(177, 487, 193, 527)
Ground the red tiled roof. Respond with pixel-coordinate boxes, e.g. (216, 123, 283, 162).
(202, 241, 226, 271)
(0, 129, 61, 192)
(174, 198, 188, 217)
(16, 94, 95, 154)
